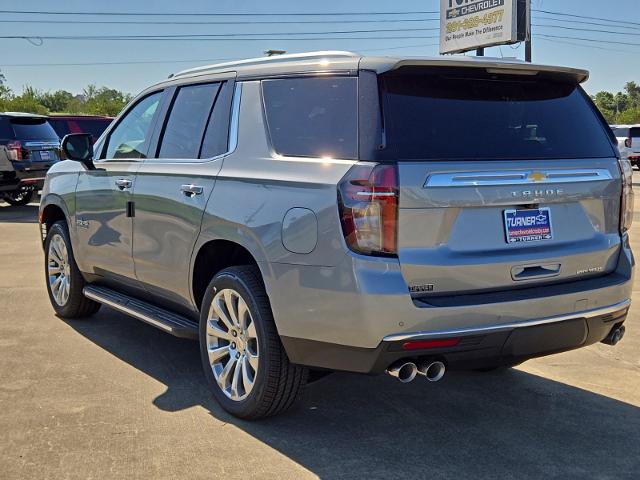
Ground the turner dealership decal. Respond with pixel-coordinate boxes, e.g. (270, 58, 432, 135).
(440, 0, 528, 54)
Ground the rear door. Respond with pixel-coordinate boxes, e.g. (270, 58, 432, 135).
(74, 91, 164, 288)
(132, 77, 236, 310)
(377, 69, 621, 297)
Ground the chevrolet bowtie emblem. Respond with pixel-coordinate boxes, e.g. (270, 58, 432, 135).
(528, 172, 547, 182)
(450, 8, 459, 17)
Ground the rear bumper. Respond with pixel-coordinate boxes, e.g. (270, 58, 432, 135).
(281, 300, 629, 373)
(1, 162, 48, 191)
(266, 235, 633, 372)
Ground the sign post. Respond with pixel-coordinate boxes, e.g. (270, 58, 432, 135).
(440, 0, 530, 56)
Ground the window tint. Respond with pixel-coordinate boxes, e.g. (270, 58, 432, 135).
(10, 118, 59, 141)
(159, 83, 220, 159)
(262, 77, 358, 159)
(200, 81, 234, 158)
(47, 118, 71, 138)
(379, 73, 614, 160)
(75, 119, 112, 140)
(631, 127, 640, 138)
(0, 118, 13, 139)
(613, 128, 629, 138)
(104, 92, 162, 159)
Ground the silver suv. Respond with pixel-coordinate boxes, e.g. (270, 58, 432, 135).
(39, 52, 634, 419)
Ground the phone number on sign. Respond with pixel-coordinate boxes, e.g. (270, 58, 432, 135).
(446, 10, 504, 33)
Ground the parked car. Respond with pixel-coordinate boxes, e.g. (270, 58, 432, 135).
(611, 124, 640, 168)
(39, 52, 633, 419)
(1, 112, 60, 205)
(47, 115, 113, 144)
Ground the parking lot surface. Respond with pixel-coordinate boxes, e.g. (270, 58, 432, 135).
(1, 191, 639, 479)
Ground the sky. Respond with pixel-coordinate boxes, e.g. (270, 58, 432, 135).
(0, 0, 639, 96)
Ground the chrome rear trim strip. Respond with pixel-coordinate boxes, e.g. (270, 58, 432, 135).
(382, 299, 630, 342)
(424, 169, 613, 188)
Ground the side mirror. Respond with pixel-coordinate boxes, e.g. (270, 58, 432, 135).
(61, 133, 95, 170)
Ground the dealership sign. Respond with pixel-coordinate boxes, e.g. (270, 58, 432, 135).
(440, 0, 529, 54)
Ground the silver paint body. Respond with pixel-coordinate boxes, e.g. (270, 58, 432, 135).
(40, 53, 633, 355)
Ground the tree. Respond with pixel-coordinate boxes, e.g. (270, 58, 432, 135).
(0, 70, 11, 99)
(38, 90, 75, 112)
(624, 81, 640, 109)
(2, 86, 49, 115)
(83, 85, 131, 116)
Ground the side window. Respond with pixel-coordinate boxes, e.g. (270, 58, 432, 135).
(261, 77, 358, 159)
(104, 92, 162, 160)
(158, 83, 220, 159)
(200, 81, 234, 158)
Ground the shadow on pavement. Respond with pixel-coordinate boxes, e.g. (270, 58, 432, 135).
(65, 306, 640, 479)
(0, 203, 39, 223)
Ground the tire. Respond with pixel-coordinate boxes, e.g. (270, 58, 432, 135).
(3, 189, 34, 206)
(44, 221, 101, 318)
(199, 266, 308, 419)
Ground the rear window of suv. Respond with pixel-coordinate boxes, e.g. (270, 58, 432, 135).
(379, 72, 614, 160)
(9, 117, 59, 141)
(262, 77, 358, 159)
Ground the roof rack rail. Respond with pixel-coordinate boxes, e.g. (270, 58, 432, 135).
(173, 50, 359, 78)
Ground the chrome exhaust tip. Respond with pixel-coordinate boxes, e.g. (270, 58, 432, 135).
(386, 361, 418, 383)
(602, 325, 626, 346)
(418, 361, 446, 382)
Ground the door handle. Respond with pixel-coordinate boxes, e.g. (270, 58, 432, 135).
(511, 263, 561, 281)
(180, 184, 204, 197)
(115, 178, 132, 190)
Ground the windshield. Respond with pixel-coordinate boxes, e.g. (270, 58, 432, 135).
(379, 72, 614, 160)
(10, 118, 59, 141)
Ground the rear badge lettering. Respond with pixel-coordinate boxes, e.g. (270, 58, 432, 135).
(577, 266, 604, 275)
(511, 188, 564, 198)
(409, 284, 434, 293)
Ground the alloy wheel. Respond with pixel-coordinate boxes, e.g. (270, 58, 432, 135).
(206, 288, 259, 401)
(48, 234, 71, 306)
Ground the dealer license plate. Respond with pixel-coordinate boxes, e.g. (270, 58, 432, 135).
(503, 208, 553, 243)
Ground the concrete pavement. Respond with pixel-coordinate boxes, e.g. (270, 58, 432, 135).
(0, 195, 639, 479)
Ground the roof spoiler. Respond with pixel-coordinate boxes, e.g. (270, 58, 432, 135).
(365, 57, 589, 83)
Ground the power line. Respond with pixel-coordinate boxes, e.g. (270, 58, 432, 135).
(534, 14, 640, 31)
(533, 23, 640, 37)
(536, 37, 639, 55)
(0, 9, 438, 17)
(0, 57, 237, 67)
(1, 34, 442, 42)
(536, 33, 640, 47)
(0, 43, 443, 67)
(533, 9, 640, 28)
(0, 18, 440, 26)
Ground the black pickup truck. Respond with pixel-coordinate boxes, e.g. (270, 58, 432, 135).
(0, 112, 60, 206)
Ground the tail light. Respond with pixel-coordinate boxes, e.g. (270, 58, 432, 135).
(618, 157, 634, 234)
(338, 163, 398, 256)
(6, 140, 26, 161)
(625, 137, 633, 148)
